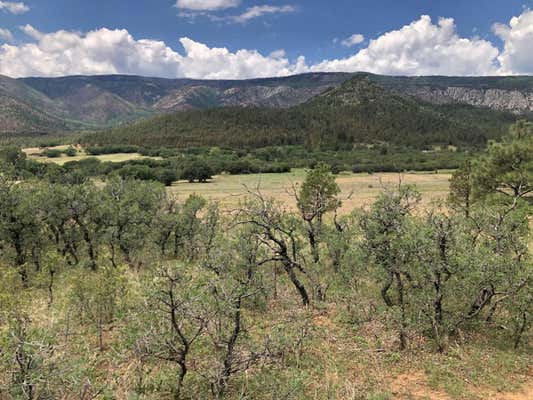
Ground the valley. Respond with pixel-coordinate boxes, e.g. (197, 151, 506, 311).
(0, 72, 531, 400)
(1, 1, 533, 398)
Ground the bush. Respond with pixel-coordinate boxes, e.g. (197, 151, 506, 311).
(260, 162, 291, 174)
(116, 165, 158, 181)
(181, 160, 213, 183)
(138, 147, 179, 158)
(86, 145, 139, 155)
(64, 147, 77, 157)
(42, 149, 63, 158)
(156, 168, 178, 186)
(225, 159, 260, 175)
(0, 146, 27, 165)
(63, 157, 102, 176)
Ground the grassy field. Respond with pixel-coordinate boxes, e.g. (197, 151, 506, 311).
(21, 146, 452, 211)
(169, 169, 452, 213)
(22, 146, 156, 165)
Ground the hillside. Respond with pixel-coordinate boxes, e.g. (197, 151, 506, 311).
(370, 74, 533, 115)
(19, 73, 351, 123)
(82, 76, 518, 149)
(0, 76, 71, 137)
(0, 72, 531, 139)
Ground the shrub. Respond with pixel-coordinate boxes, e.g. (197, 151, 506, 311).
(42, 149, 63, 158)
(181, 160, 213, 183)
(86, 145, 139, 155)
(116, 165, 158, 181)
(64, 147, 77, 157)
(156, 168, 178, 186)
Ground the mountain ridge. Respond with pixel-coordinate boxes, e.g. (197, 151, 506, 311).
(81, 76, 518, 150)
(0, 72, 531, 138)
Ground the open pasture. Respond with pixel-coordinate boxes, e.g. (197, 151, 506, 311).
(22, 146, 156, 165)
(169, 169, 452, 213)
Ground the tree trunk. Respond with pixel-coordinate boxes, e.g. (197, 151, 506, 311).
(283, 261, 310, 306)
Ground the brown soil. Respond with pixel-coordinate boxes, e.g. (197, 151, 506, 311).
(390, 371, 533, 400)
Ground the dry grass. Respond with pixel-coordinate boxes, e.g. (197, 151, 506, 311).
(169, 170, 452, 213)
(22, 146, 157, 165)
(21, 147, 451, 212)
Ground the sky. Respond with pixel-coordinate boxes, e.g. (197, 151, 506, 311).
(0, 0, 532, 79)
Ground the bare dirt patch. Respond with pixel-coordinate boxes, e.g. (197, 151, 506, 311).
(390, 370, 533, 400)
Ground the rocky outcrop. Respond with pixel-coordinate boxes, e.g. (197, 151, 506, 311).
(394, 86, 533, 114)
(220, 85, 330, 108)
(154, 84, 331, 112)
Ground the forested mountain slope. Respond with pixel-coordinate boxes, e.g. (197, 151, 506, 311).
(0, 72, 531, 139)
(0, 75, 71, 136)
(82, 76, 518, 149)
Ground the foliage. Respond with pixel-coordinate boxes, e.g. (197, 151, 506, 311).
(448, 160, 474, 216)
(0, 125, 530, 398)
(296, 163, 341, 265)
(64, 146, 77, 157)
(86, 145, 139, 155)
(81, 77, 518, 151)
(181, 159, 214, 183)
(472, 120, 532, 201)
(42, 148, 63, 158)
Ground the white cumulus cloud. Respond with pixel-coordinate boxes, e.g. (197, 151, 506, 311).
(0, 28, 13, 42)
(341, 33, 365, 47)
(175, 0, 240, 11)
(176, 37, 307, 79)
(20, 24, 44, 40)
(231, 5, 297, 23)
(493, 9, 533, 75)
(313, 15, 500, 76)
(0, 1, 29, 14)
(1, 10, 533, 79)
(0, 25, 308, 79)
(0, 26, 183, 78)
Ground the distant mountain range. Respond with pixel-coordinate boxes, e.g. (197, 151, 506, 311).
(0, 72, 531, 140)
(82, 76, 519, 150)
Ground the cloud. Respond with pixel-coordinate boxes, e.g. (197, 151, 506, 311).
(0, 26, 184, 78)
(0, 28, 13, 42)
(175, 0, 240, 11)
(178, 3, 297, 24)
(176, 37, 307, 79)
(0, 1, 29, 14)
(493, 9, 533, 75)
(0, 25, 307, 79)
(313, 15, 500, 76)
(231, 5, 297, 23)
(341, 33, 364, 47)
(20, 24, 44, 40)
(2, 11, 533, 79)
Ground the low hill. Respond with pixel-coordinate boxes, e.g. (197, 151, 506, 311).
(82, 76, 518, 150)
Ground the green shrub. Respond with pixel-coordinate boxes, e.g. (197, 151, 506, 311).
(42, 149, 63, 158)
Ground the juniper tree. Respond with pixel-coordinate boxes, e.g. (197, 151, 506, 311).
(237, 190, 311, 306)
(472, 120, 532, 202)
(295, 163, 341, 264)
(359, 184, 421, 350)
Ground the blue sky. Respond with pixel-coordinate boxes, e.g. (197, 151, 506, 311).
(0, 1, 532, 78)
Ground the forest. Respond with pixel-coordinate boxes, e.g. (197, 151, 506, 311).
(81, 77, 518, 151)
(0, 121, 531, 399)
